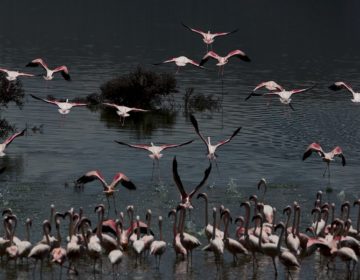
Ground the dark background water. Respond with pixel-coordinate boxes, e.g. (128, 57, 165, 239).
(0, 1, 359, 279)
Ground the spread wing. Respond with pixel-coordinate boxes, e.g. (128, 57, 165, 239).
(26, 58, 49, 70)
(290, 84, 317, 94)
(30, 94, 59, 105)
(213, 29, 238, 37)
(200, 51, 221, 66)
(172, 157, 188, 199)
(181, 23, 206, 36)
(3, 129, 26, 147)
(303, 143, 325, 161)
(189, 163, 212, 198)
(226, 49, 251, 62)
(76, 170, 107, 190)
(329, 82, 355, 95)
(190, 114, 208, 147)
(115, 141, 151, 151)
(332, 146, 346, 166)
(215, 127, 242, 148)
(53, 66, 71, 81)
(110, 172, 136, 190)
(159, 140, 194, 150)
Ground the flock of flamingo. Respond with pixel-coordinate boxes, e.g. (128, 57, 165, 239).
(0, 22, 358, 279)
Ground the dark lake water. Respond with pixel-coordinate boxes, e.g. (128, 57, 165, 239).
(0, 1, 360, 279)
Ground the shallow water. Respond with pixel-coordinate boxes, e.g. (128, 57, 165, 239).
(0, 1, 360, 279)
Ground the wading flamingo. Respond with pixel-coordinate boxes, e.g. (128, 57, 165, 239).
(302, 143, 345, 177)
(26, 58, 71, 81)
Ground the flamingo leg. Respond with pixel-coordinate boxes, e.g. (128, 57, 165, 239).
(112, 194, 118, 215)
(157, 159, 161, 183)
(272, 257, 278, 276)
(151, 160, 155, 182)
(214, 158, 221, 176)
(176, 67, 180, 74)
(322, 164, 328, 177)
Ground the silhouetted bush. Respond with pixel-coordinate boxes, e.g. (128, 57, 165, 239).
(99, 66, 177, 108)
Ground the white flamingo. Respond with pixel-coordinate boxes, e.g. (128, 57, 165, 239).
(150, 216, 167, 268)
(245, 81, 284, 101)
(182, 23, 238, 51)
(0, 68, 34, 81)
(30, 94, 87, 115)
(103, 103, 149, 125)
(153, 56, 204, 73)
(329, 81, 360, 102)
(26, 58, 70, 81)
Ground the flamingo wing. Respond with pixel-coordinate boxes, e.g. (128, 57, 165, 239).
(115, 141, 151, 151)
(253, 81, 284, 92)
(53, 66, 71, 81)
(26, 58, 49, 70)
(213, 29, 238, 37)
(30, 94, 59, 105)
(187, 59, 203, 68)
(245, 91, 279, 101)
(189, 163, 212, 198)
(329, 82, 355, 95)
(0, 68, 9, 74)
(215, 127, 242, 149)
(69, 102, 87, 107)
(159, 140, 194, 151)
(189, 114, 209, 148)
(153, 58, 176, 65)
(290, 84, 317, 94)
(226, 49, 251, 62)
(181, 23, 206, 36)
(103, 103, 120, 110)
(129, 108, 149, 112)
(76, 170, 107, 190)
(303, 143, 325, 161)
(172, 157, 188, 200)
(332, 146, 346, 166)
(111, 173, 136, 190)
(3, 129, 26, 147)
(199, 51, 220, 66)
(17, 72, 35, 77)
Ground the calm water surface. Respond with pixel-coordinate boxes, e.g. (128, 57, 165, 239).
(0, 1, 360, 279)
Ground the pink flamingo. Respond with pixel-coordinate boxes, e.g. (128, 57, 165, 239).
(199, 50, 250, 76)
(329, 81, 360, 102)
(245, 81, 284, 101)
(181, 23, 238, 51)
(302, 143, 346, 177)
(0, 129, 26, 157)
(26, 58, 70, 81)
(172, 157, 211, 210)
(75, 170, 136, 214)
(153, 56, 204, 73)
(115, 139, 193, 180)
(102, 103, 149, 125)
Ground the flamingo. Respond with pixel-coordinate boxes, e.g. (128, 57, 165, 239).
(172, 157, 211, 210)
(150, 216, 167, 268)
(302, 143, 346, 177)
(181, 23, 238, 51)
(115, 139, 193, 181)
(94, 205, 118, 254)
(256, 178, 275, 224)
(329, 81, 360, 102)
(75, 170, 136, 214)
(0, 129, 26, 157)
(196, 193, 223, 241)
(26, 58, 71, 81)
(132, 216, 145, 264)
(0, 68, 34, 81)
(199, 50, 250, 76)
(245, 81, 284, 101)
(30, 94, 87, 115)
(168, 209, 187, 259)
(153, 56, 204, 73)
(17, 218, 32, 261)
(209, 207, 224, 266)
(108, 219, 124, 273)
(190, 114, 241, 168)
(103, 103, 149, 125)
(141, 209, 155, 255)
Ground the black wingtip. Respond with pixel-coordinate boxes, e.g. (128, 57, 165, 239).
(329, 84, 340, 91)
(122, 180, 136, 190)
(241, 55, 251, 62)
(245, 92, 254, 101)
(26, 62, 38, 67)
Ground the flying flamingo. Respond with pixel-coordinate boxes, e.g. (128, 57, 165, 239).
(173, 157, 211, 210)
(153, 56, 204, 73)
(245, 81, 284, 101)
(0, 68, 34, 81)
(26, 58, 71, 81)
(245, 84, 316, 110)
(302, 143, 346, 177)
(0, 129, 26, 157)
(199, 50, 250, 76)
(182, 23, 238, 51)
(329, 82, 360, 102)
(30, 94, 87, 115)
(115, 139, 194, 180)
(190, 114, 241, 170)
(102, 103, 149, 125)
(75, 170, 136, 214)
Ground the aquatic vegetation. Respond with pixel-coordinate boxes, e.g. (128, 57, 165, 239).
(99, 66, 177, 109)
(184, 87, 221, 113)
